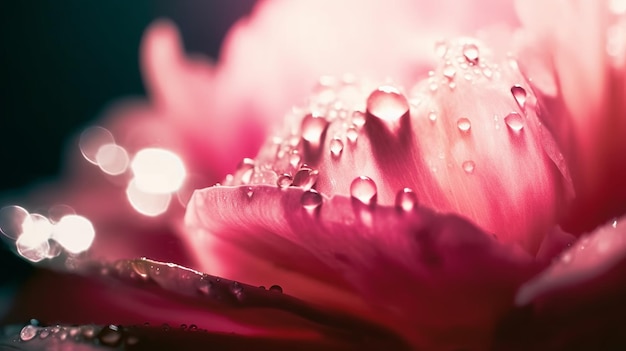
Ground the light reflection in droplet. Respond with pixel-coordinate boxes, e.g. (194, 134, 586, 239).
(131, 148, 186, 194)
(79, 127, 115, 165)
(51, 215, 95, 254)
(95, 144, 129, 176)
(126, 178, 171, 216)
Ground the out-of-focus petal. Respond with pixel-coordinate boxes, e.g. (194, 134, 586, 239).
(186, 185, 539, 349)
(515, 0, 626, 233)
(493, 217, 626, 349)
(4, 259, 408, 350)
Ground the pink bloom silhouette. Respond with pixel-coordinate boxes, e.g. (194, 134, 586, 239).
(3, 0, 626, 350)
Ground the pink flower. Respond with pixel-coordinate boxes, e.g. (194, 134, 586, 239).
(2, 0, 626, 350)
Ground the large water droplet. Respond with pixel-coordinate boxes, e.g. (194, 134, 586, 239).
(350, 176, 377, 205)
(510, 85, 527, 110)
(20, 325, 38, 341)
(462, 43, 479, 65)
(301, 190, 323, 212)
(292, 167, 319, 190)
(269, 285, 283, 293)
(456, 118, 472, 133)
(366, 86, 409, 122)
(97, 325, 122, 347)
(301, 114, 329, 144)
(277, 174, 293, 188)
(504, 112, 524, 132)
(462, 160, 476, 174)
(395, 188, 418, 212)
(329, 138, 344, 157)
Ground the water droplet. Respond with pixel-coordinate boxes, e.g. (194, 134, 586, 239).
(428, 111, 437, 122)
(456, 118, 471, 133)
(443, 65, 456, 80)
(434, 40, 448, 58)
(395, 188, 418, 212)
(277, 174, 293, 188)
(301, 114, 329, 144)
(269, 285, 283, 293)
(352, 111, 366, 128)
(301, 190, 323, 212)
(231, 282, 244, 300)
(462, 43, 479, 65)
(161, 324, 171, 332)
(246, 187, 254, 198)
(504, 112, 524, 132)
(346, 126, 359, 143)
(329, 138, 344, 157)
(131, 260, 149, 280)
(289, 152, 301, 168)
(188, 324, 198, 332)
(20, 325, 38, 341)
(197, 275, 212, 295)
(82, 326, 96, 339)
(482, 67, 493, 78)
(510, 85, 527, 110)
(235, 158, 255, 184)
(98, 325, 122, 347)
(39, 329, 50, 339)
(462, 160, 476, 174)
(292, 168, 319, 191)
(612, 219, 618, 228)
(366, 86, 409, 122)
(350, 176, 377, 205)
(180, 324, 187, 330)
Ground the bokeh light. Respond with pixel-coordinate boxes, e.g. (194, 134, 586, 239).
(126, 178, 171, 216)
(79, 126, 115, 165)
(0, 205, 30, 240)
(51, 215, 95, 254)
(16, 214, 54, 263)
(130, 148, 186, 194)
(95, 143, 130, 175)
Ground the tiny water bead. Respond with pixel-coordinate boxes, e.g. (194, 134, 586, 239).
(366, 86, 410, 122)
(329, 137, 344, 157)
(301, 113, 329, 144)
(300, 190, 323, 212)
(350, 176, 378, 205)
(428, 111, 437, 122)
(346, 126, 359, 143)
(510, 85, 527, 110)
(269, 285, 283, 293)
(462, 43, 479, 65)
(504, 112, 525, 132)
(456, 118, 472, 133)
(442, 65, 456, 80)
(395, 188, 418, 212)
(276, 173, 293, 188)
(351, 111, 366, 127)
(20, 325, 38, 341)
(462, 160, 476, 174)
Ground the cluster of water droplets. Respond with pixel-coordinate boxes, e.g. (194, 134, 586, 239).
(0, 204, 94, 263)
(12, 320, 138, 348)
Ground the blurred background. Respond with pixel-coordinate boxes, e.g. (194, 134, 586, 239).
(0, 0, 257, 313)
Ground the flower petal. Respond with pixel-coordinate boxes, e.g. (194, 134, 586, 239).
(4, 259, 408, 350)
(515, 0, 626, 232)
(494, 217, 626, 349)
(186, 185, 539, 349)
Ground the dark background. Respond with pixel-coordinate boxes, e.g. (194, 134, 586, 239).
(0, 1, 257, 306)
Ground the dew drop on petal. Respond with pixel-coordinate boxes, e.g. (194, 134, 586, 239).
(269, 285, 283, 293)
(301, 114, 329, 144)
(350, 176, 377, 205)
(292, 168, 319, 191)
(196, 275, 212, 295)
(462, 43, 479, 65)
(510, 85, 527, 110)
(352, 111, 366, 128)
(131, 148, 186, 194)
(0, 205, 29, 240)
(126, 178, 171, 216)
(277, 174, 293, 188)
(443, 65, 456, 80)
(395, 188, 418, 212)
(504, 112, 524, 132)
(79, 126, 115, 164)
(20, 325, 38, 341)
(434, 40, 448, 58)
(329, 138, 344, 157)
(428, 111, 437, 122)
(346, 126, 359, 143)
(95, 143, 129, 176)
(366, 86, 409, 122)
(456, 118, 472, 133)
(462, 160, 476, 174)
(300, 190, 323, 212)
(97, 325, 122, 347)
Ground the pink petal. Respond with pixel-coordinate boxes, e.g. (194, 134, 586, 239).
(186, 185, 539, 349)
(4, 259, 407, 350)
(514, 1, 626, 232)
(494, 217, 626, 348)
